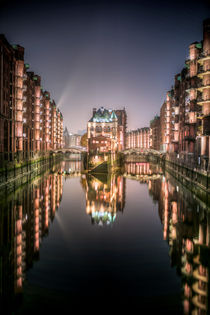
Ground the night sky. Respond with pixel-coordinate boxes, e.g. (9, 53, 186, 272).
(0, 0, 209, 133)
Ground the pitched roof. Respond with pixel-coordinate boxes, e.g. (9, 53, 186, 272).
(89, 107, 117, 123)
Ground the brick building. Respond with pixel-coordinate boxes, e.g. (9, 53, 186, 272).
(115, 108, 127, 151)
(87, 107, 123, 154)
(150, 115, 160, 150)
(160, 91, 174, 153)
(0, 35, 64, 167)
(126, 127, 150, 150)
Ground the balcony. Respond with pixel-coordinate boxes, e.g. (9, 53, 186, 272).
(197, 113, 203, 119)
(197, 98, 210, 105)
(197, 82, 210, 92)
(198, 49, 210, 64)
(197, 68, 210, 78)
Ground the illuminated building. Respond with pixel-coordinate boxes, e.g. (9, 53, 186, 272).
(115, 108, 127, 151)
(69, 133, 82, 147)
(126, 127, 150, 150)
(163, 19, 210, 169)
(63, 127, 70, 148)
(0, 35, 64, 166)
(196, 19, 210, 166)
(14, 44, 25, 160)
(22, 71, 41, 159)
(50, 100, 57, 150)
(0, 35, 16, 164)
(150, 115, 160, 150)
(40, 91, 51, 152)
(160, 91, 174, 153)
(57, 110, 61, 149)
(87, 107, 118, 153)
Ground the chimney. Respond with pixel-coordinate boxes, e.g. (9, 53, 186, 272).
(93, 108, 97, 116)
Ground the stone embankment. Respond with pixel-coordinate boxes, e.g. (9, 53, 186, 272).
(124, 152, 210, 202)
(0, 154, 62, 196)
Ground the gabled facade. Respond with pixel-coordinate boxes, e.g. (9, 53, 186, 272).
(87, 107, 118, 153)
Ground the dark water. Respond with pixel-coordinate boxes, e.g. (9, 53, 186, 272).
(0, 160, 209, 314)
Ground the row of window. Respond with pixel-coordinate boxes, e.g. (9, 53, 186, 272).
(90, 126, 116, 132)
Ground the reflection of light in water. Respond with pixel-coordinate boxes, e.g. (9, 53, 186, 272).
(91, 210, 116, 226)
(55, 212, 67, 236)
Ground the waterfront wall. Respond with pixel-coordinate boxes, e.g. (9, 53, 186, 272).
(164, 158, 210, 202)
(124, 153, 209, 195)
(0, 154, 63, 196)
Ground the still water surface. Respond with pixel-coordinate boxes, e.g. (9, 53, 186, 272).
(1, 160, 209, 314)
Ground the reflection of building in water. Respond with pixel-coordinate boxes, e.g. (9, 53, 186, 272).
(125, 162, 162, 181)
(149, 174, 210, 315)
(82, 174, 125, 226)
(60, 160, 83, 173)
(0, 172, 63, 305)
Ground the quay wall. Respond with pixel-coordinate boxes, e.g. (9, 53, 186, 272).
(164, 158, 210, 203)
(0, 154, 63, 196)
(124, 153, 210, 202)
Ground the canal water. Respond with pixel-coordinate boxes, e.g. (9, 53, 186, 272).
(0, 160, 209, 314)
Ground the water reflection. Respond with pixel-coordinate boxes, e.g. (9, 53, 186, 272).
(81, 173, 125, 226)
(60, 159, 83, 174)
(0, 170, 63, 307)
(148, 173, 210, 315)
(125, 161, 163, 182)
(0, 161, 209, 314)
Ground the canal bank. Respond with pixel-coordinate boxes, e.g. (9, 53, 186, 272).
(0, 153, 63, 196)
(164, 157, 210, 203)
(124, 152, 210, 202)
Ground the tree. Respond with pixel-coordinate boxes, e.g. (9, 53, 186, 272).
(81, 133, 87, 147)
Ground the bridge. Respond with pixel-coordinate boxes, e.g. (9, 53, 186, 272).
(122, 148, 162, 156)
(53, 146, 87, 154)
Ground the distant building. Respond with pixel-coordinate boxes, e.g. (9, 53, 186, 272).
(69, 134, 81, 147)
(115, 108, 127, 151)
(160, 91, 174, 153)
(126, 127, 150, 150)
(150, 115, 160, 150)
(63, 128, 82, 148)
(87, 107, 119, 153)
(63, 127, 70, 148)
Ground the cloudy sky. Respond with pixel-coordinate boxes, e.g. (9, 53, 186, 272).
(0, 0, 209, 133)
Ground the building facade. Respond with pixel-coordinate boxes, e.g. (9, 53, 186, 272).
(159, 91, 174, 153)
(115, 108, 127, 151)
(150, 19, 210, 169)
(126, 127, 150, 150)
(87, 107, 119, 154)
(0, 35, 64, 167)
(69, 134, 81, 147)
(150, 115, 160, 150)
